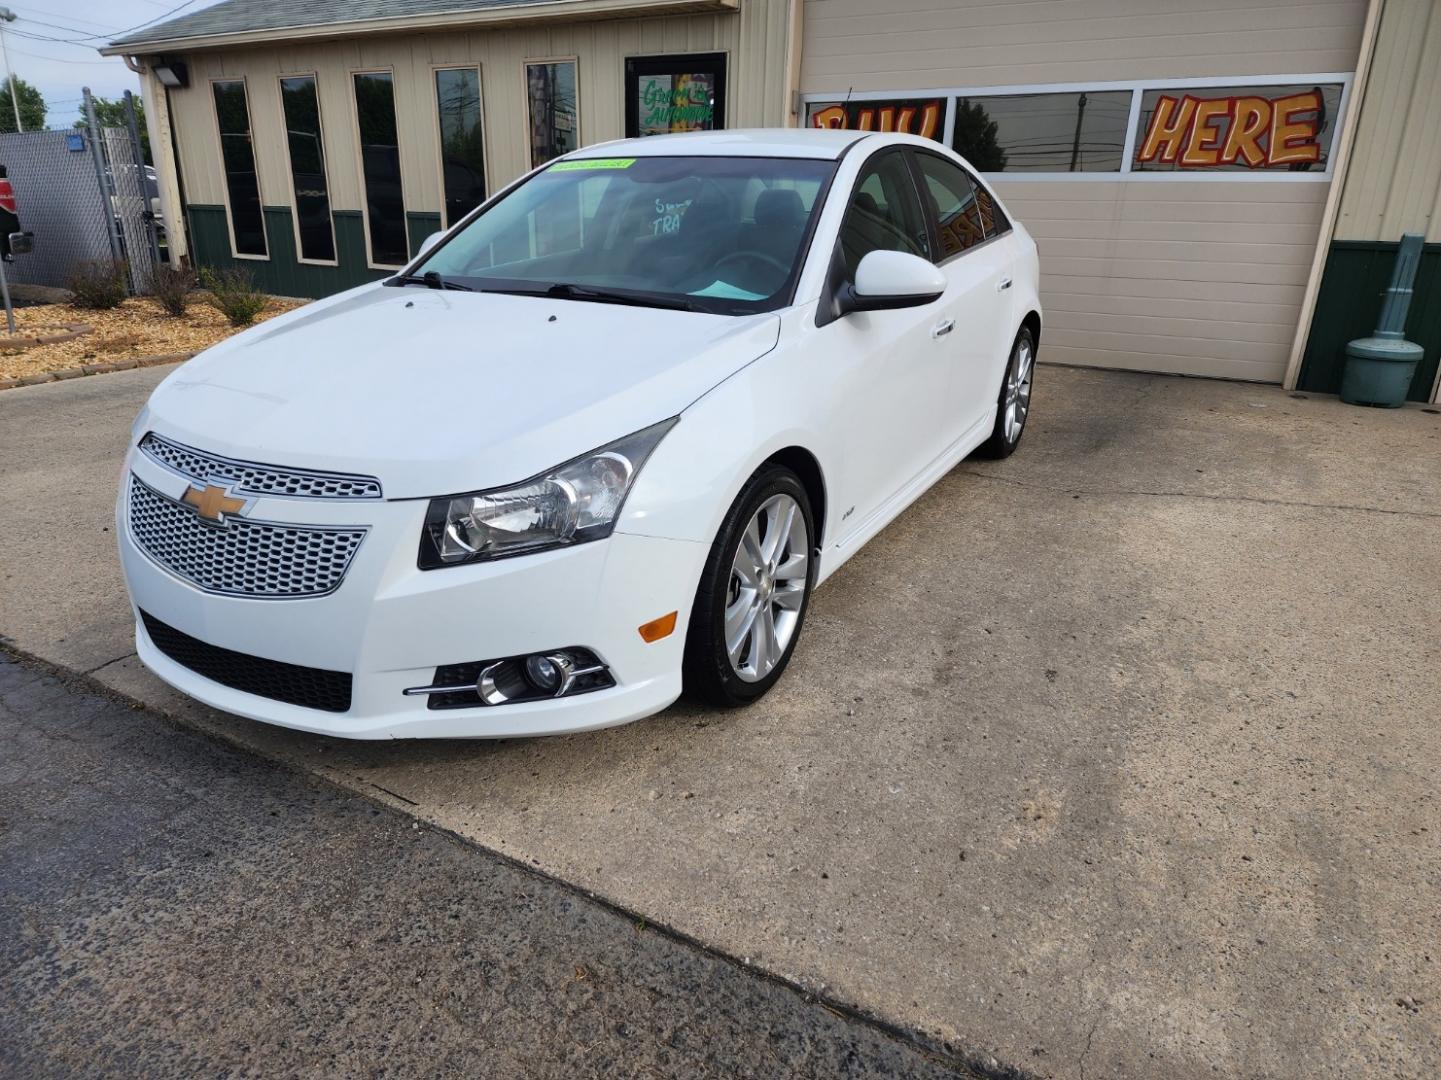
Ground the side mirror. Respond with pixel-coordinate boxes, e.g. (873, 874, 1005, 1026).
(416, 231, 444, 258)
(843, 250, 945, 314)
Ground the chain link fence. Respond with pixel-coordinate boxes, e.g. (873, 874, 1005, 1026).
(0, 102, 161, 294)
(0, 129, 112, 289)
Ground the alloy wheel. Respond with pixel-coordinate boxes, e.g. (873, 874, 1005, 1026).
(724, 493, 809, 682)
(1004, 337, 1034, 443)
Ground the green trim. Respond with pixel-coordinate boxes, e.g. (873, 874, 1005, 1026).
(406, 211, 443, 260)
(1299, 241, 1441, 401)
(186, 204, 388, 299)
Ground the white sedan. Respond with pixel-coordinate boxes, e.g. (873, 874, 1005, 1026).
(117, 129, 1040, 739)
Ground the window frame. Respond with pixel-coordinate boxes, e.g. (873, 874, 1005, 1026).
(802, 72, 1353, 184)
(431, 63, 490, 230)
(208, 75, 270, 261)
(623, 51, 728, 139)
(522, 56, 581, 171)
(348, 66, 411, 271)
(276, 71, 338, 267)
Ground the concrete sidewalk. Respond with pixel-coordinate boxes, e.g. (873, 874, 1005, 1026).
(2, 363, 1439, 1078)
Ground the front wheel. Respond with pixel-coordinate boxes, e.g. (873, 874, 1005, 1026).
(975, 326, 1036, 460)
(683, 466, 815, 707)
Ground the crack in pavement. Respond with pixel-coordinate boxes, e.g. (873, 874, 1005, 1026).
(83, 652, 137, 677)
(956, 469, 1441, 520)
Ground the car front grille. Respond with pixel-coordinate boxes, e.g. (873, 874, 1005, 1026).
(141, 610, 352, 713)
(139, 432, 383, 500)
(127, 475, 367, 599)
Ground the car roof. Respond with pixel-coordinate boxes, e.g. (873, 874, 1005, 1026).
(565, 128, 876, 161)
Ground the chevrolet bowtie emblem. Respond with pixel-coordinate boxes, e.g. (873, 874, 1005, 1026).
(182, 483, 248, 525)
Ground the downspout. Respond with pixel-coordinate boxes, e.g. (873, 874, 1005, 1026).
(1282, 0, 1385, 390)
(126, 54, 191, 263)
(782, 0, 804, 127)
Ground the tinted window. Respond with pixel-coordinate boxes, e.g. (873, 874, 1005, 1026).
(212, 80, 266, 257)
(914, 152, 986, 258)
(279, 76, 335, 262)
(353, 72, 407, 266)
(435, 67, 486, 226)
(526, 61, 578, 168)
(953, 91, 1132, 173)
(416, 156, 835, 314)
(839, 152, 929, 279)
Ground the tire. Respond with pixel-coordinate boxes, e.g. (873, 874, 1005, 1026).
(683, 465, 816, 708)
(975, 325, 1036, 460)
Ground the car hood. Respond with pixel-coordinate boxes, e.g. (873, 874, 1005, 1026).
(141, 285, 780, 498)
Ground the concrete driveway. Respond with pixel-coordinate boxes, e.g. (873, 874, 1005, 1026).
(2, 363, 1438, 1079)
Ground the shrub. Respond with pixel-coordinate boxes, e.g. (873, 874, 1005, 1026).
(201, 267, 269, 327)
(67, 259, 128, 309)
(149, 262, 197, 317)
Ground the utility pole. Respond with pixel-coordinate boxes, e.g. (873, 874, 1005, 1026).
(0, 8, 19, 134)
(1068, 92, 1088, 173)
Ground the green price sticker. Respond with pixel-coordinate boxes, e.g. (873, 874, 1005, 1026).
(549, 158, 637, 172)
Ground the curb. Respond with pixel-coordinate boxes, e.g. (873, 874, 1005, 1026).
(0, 351, 195, 391)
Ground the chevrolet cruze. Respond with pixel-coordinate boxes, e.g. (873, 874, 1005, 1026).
(117, 129, 1040, 739)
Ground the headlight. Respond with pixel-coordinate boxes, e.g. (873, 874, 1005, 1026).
(418, 418, 677, 568)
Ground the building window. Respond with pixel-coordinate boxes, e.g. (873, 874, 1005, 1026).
(279, 75, 335, 263)
(625, 53, 726, 138)
(525, 60, 578, 168)
(435, 67, 486, 227)
(211, 79, 266, 257)
(808, 96, 945, 141)
(1132, 83, 1343, 172)
(352, 71, 408, 266)
(955, 91, 1132, 173)
(805, 75, 1349, 181)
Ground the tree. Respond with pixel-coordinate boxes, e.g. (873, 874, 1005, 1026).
(0, 76, 47, 134)
(74, 95, 151, 164)
(952, 98, 1007, 173)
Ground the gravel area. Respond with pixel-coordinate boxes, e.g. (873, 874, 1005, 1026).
(0, 296, 304, 380)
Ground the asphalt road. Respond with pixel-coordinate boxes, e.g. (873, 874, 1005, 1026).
(0, 655, 983, 1080)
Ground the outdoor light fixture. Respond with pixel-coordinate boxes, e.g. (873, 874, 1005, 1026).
(153, 61, 189, 89)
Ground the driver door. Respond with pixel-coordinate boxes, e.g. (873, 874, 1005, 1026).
(821, 149, 956, 549)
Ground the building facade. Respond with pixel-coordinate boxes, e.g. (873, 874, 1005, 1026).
(105, 0, 1438, 401)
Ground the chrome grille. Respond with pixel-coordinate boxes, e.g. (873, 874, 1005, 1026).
(127, 475, 367, 599)
(139, 432, 383, 500)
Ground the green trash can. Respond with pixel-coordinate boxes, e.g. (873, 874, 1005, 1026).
(1340, 233, 1425, 408)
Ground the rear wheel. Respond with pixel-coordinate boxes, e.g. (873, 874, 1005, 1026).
(683, 466, 815, 707)
(976, 326, 1035, 460)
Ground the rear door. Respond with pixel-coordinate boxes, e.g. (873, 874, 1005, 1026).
(910, 149, 1018, 435)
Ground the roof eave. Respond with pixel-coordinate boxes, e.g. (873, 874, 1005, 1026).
(101, 0, 738, 56)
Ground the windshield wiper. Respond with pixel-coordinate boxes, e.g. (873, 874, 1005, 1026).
(482, 282, 699, 312)
(386, 271, 474, 292)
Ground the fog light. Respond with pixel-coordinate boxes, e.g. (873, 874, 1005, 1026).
(525, 653, 568, 694)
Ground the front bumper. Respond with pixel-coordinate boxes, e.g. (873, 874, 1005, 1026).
(118, 447, 705, 739)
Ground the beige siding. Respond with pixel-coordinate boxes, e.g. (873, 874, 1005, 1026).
(1334, 0, 1441, 242)
(169, 2, 794, 213)
(801, 0, 1365, 382)
(801, 0, 1367, 90)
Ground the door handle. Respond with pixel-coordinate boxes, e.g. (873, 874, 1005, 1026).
(930, 318, 955, 339)
(997, 277, 1013, 292)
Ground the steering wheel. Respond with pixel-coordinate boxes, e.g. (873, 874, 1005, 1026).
(711, 249, 791, 282)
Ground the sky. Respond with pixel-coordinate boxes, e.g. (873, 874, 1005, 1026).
(3, 0, 223, 125)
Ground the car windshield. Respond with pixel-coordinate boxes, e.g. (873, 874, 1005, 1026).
(410, 155, 836, 314)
